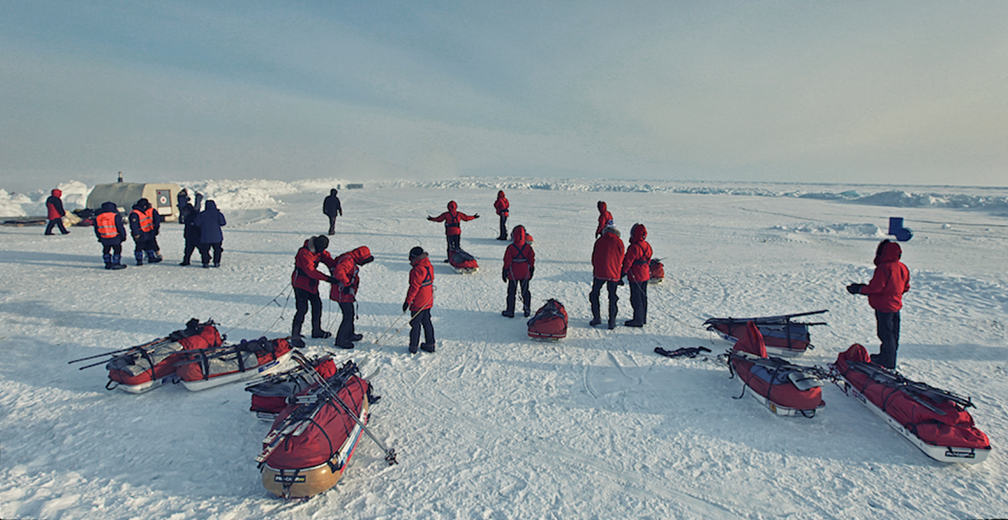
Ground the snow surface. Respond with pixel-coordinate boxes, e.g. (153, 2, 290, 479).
(1, 178, 1006, 520)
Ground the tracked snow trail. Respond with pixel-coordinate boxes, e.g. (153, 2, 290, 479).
(0, 180, 1006, 519)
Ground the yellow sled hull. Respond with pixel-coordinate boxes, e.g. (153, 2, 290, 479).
(261, 398, 369, 499)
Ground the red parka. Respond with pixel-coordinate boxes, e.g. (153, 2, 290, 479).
(328, 246, 373, 302)
(429, 201, 476, 236)
(859, 241, 910, 312)
(405, 252, 435, 311)
(503, 226, 535, 280)
(622, 224, 652, 283)
(592, 227, 624, 282)
(46, 189, 65, 220)
(595, 201, 614, 237)
(291, 238, 337, 294)
(494, 191, 509, 216)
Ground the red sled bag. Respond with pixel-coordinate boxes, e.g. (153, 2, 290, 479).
(177, 336, 292, 391)
(105, 320, 222, 394)
(527, 299, 568, 340)
(649, 259, 664, 283)
(834, 344, 991, 463)
(728, 321, 825, 417)
(246, 355, 338, 420)
(449, 247, 479, 272)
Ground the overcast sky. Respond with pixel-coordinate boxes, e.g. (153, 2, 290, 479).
(2, 1, 1006, 192)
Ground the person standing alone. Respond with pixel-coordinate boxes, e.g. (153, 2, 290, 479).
(847, 240, 910, 369)
(323, 189, 342, 236)
(45, 188, 69, 235)
(621, 223, 652, 327)
(502, 225, 535, 318)
(494, 191, 509, 240)
(404, 247, 436, 354)
(428, 201, 479, 262)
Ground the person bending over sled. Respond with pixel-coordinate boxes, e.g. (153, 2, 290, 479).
(494, 191, 509, 240)
(93, 201, 128, 270)
(290, 235, 339, 348)
(621, 223, 652, 327)
(502, 225, 535, 317)
(428, 201, 478, 262)
(590, 226, 625, 329)
(404, 247, 436, 354)
(847, 239, 910, 369)
(328, 246, 373, 349)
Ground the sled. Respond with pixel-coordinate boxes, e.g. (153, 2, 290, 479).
(648, 258, 664, 284)
(96, 320, 222, 394)
(449, 247, 479, 274)
(833, 344, 991, 464)
(728, 321, 825, 418)
(704, 309, 826, 358)
(176, 336, 293, 391)
(259, 360, 377, 499)
(527, 299, 568, 340)
(246, 354, 338, 421)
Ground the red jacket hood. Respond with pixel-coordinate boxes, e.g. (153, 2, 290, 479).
(512, 226, 526, 246)
(51, 189, 62, 197)
(875, 241, 902, 265)
(447, 201, 457, 211)
(346, 246, 374, 265)
(630, 223, 646, 243)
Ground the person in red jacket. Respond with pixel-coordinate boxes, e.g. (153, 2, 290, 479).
(590, 226, 625, 329)
(404, 246, 436, 354)
(595, 201, 614, 238)
(328, 246, 374, 349)
(45, 188, 70, 235)
(502, 225, 535, 317)
(494, 191, 510, 240)
(847, 240, 911, 369)
(428, 201, 479, 262)
(621, 223, 652, 327)
(290, 235, 339, 347)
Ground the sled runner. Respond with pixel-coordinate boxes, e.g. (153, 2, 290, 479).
(176, 336, 292, 391)
(833, 344, 991, 464)
(527, 299, 568, 340)
(648, 258, 664, 284)
(448, 247, 479, 274)
(728, 321, 825, 417)
(704, 309, 826, 358)
(258, 356, 394, 499)
(68, 319, 222, 394)
(246, 353, 338, 421)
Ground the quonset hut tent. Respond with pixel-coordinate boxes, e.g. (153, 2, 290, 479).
(86, 182, 181, 222)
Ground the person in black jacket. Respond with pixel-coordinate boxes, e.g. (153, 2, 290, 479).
(178, 200, 201, 266)
(193, 200, 226, 268)
(323, 189, 342, 236)
(45, 189, 70, 235)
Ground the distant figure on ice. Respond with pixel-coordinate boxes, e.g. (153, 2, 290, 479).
(93, 201, 128, 270)
(621, 223, 652, 327)
(404, 246, 436, 354)
(494, 190, 510, 240)
(502, 225, 535, 318)
(290, 236, 338, 348)
(328, 246, 374, 349)
(847, 240, 910, 369)
(428, 201, 479, 262)
(177, 189, 190, 225)
(323, 189, 342, 236)
(194, 200, 226, 268)
(178, 194, 203, 266)
(129, 198, 162, 265)
(595, 201, 614, 238)
(590, 226, 624, 329)
(45, 188, 69, 235)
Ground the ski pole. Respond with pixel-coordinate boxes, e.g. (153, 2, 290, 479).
(67, 338, 172, 364)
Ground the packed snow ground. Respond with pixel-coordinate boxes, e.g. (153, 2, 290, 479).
(1, 178, 1006, 520)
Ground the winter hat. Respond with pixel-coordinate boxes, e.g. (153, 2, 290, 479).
(409, 246, 425, 260)
(314, 235, 329, 252)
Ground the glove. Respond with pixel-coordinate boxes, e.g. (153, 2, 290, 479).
(327, 276, 337, 284)
(529, 266, 534, 280)
(846, 283, 865, 295)
(402, 301, 409, 312)
(341, 286, 352, 295)
(473, 213, 480, 218)
(502, 269, 508, 283)
(617, 279, 625, 286)
(427, 216, 434, 221)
